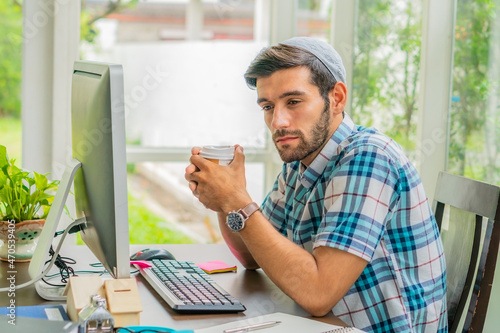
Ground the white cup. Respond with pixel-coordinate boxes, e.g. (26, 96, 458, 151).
(200, 146, 235, 166)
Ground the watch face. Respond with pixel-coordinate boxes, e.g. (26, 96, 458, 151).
(226, 212, 244, 232)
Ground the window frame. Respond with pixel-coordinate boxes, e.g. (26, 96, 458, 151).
(23, 0, 453, 201)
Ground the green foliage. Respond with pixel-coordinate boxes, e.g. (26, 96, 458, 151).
(351, 0, 392, 127)
(80, 9, 100, 44)
(0, 1, 22, 117)
(81, 0, 140, 44)
(0, 145, 59, 223)
(448, 0, 493, 173)
(353, 0, 498, 184)
(385, 1, 421, 145)
(76, 187, 195, 245)
(127, 190, 194, 244)
(353, 0, 422, 153)
(126, 163, 136, 174)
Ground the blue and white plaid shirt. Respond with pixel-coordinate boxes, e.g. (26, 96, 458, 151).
(261, 113, 447, 332)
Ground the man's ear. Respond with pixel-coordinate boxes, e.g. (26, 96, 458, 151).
(329, 82, 347, 115)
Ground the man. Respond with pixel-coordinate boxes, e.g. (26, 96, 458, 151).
(185, 37, 447, 332)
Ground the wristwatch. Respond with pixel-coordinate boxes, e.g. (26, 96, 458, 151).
(226, 202, 260, 232)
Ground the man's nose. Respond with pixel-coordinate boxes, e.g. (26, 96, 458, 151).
(271, 105, 291, 129)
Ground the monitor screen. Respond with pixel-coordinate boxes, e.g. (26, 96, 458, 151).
(70, 60, 130, 279)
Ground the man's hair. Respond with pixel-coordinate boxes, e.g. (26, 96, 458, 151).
(244, 44, 337, 104)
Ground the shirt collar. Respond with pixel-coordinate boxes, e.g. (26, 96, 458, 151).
(299, 113, 356, 188)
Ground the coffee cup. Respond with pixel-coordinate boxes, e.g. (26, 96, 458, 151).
(200, 146, 234, 166)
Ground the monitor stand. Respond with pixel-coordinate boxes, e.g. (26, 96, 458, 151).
(35, 279, 68, 301)
(28, 159, 83, 301)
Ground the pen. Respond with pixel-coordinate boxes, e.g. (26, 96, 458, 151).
(223, 320, 282, 333)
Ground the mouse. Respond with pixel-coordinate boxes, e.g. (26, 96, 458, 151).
(130, 248, 176, 261)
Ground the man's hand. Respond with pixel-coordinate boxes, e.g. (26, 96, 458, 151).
(184, 145, 252, 213)
(185, 145, 259, 269)
(185, 146, 202, 198)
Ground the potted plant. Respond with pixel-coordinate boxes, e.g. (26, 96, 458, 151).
(0, 145, 59, 262)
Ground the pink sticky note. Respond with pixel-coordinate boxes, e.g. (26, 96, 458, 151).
(196, 260, 237, 274)
(131, 260, 153, 268)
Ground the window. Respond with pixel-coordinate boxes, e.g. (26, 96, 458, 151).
(81, 0, 271, 243)
(448, 0, 500, 185)
(351, 0, 423, 162)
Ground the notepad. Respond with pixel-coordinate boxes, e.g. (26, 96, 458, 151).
(194, 312, 364, 333)
(196, 260, 237, 274)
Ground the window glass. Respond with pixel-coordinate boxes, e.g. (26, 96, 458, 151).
(80, 0, 268, 244)
(127, 161, 264, 244)
(0, 2, 23, 162)
(296, 0, 333, 40)
(352, 0, 423, 162)
(448, 0, 500, 185)
(82, 0, 265, 149)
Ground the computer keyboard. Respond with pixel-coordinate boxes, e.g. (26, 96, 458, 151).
(138, 259, 246, 313)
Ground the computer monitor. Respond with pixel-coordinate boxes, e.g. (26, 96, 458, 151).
(28, 60, 130, 298)
(70, 60, 130, 279)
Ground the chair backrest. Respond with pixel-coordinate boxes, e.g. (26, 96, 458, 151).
(433, 171, 500, 332)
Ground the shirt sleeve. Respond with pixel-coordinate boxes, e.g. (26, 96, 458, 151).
(314, 144, 400, 262)
(260, 165, 289, 237)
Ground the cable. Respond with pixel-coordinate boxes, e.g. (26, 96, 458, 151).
(0, 218, 85, 292)
(39, 262, 138, 287)
(40, 247, 77, 286)
(41, 262, 108, 287)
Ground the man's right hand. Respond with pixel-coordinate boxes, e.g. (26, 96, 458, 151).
(184, 145, 252, 215)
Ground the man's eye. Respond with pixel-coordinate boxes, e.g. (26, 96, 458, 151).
(289, 100, 300, 105)
(261, 105, 273, 111)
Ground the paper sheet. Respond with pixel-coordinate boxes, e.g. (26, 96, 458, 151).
(194, 312, 363, 333)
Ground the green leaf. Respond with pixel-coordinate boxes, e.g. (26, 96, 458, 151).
(33, 171, 48, 190)
(0, 145, 9, 168)
(37, 192, 55, 201)
(45, 182, 58, 192)
(41, 205, 52, 219)
(0, 145, 59, 222)
(25, 176, 35, 188)
(0, 171, 7, 189)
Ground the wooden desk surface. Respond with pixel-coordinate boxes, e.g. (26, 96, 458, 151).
(0, 243, 345, 330)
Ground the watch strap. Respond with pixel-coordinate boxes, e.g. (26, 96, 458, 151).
(239, 202, 260, 220)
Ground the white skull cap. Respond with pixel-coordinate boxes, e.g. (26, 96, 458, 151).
(282, 37, 346, 84)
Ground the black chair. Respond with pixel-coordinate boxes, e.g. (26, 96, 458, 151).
(433, 171, 500, 332)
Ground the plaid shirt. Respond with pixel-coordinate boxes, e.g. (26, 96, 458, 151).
(261, 114, 447, 332)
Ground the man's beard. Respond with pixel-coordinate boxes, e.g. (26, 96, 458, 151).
(272, 102, 331, 163)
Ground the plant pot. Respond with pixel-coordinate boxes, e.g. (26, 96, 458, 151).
(0, 219, 45, 262)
